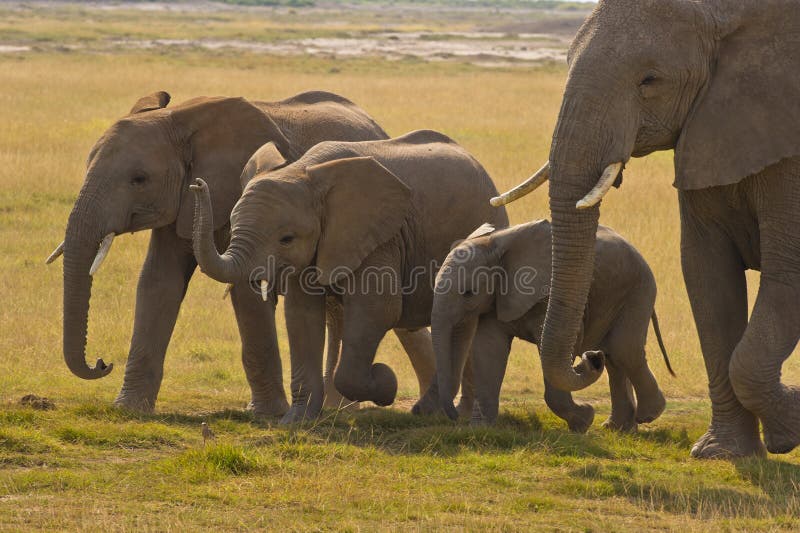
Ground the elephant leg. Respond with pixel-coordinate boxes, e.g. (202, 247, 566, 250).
(333, 295, 399, 407)
(469, 317, 512, 425)
(603, 304, 665, 425)
(393, 327, 436, 396)
(680, 193, 764, 459)
(729, 277, 800, 454)
(457, 355, 475, 418)
(602, 358, 637, 433)
(322, 298, 359, 410)
(115, 227, 196, 412)
(543, 378, 595, 434)
(230, 283, 289, 418)
(280, 277, 327, 424)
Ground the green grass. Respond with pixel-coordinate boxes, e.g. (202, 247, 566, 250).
(0, 2, 798, 530)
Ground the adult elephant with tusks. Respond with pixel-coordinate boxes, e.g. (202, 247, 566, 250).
(494, 0, 800, 458)
(48, 90, 437, 416)
(191, 130, 509, 424)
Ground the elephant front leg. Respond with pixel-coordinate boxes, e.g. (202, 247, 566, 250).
(394, 327, 436, 396)
(680, 196, 764, 458)
(230, 283, 289, 418)
(281, 277, 327, 424)
(115, 227, 196, 412)
(469, 317, 513, 425)
(322, 298, 359, 410)
(729, 277, 800, 454)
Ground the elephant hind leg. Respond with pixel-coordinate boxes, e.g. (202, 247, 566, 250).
(729, 277, 800, 454)
(322, 298, 359, 411)
(602, 358, 637, 433)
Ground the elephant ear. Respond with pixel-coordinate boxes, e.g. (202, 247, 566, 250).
(494, 221, 552, 323)
(674, 14, 800, 190)
(129, 91, 171, 114)
(239, 142, 288, 189)
(307, 156, 412, 285)
(171, 97, 296, 240)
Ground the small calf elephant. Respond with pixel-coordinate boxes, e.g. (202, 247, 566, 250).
(415, 220, 674, 432)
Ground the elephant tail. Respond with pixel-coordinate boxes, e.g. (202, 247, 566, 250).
(651, 311, 676, 377)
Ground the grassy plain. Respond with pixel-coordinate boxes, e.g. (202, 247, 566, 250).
(0, 2, 799, 531)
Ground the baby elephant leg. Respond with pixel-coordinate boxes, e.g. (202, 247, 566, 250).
(605, 308, 666, 424)
(543, 379, 595, 433)
(602, 357, 637, 432)
(470, 316, 513, 425)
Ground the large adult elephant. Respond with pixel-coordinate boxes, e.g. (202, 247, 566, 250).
(494, 0, 800, 458)
(48, 90, 435, 415)
(190, 130, 509, 423)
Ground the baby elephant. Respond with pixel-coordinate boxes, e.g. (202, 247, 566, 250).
(417, 220, 674, 432)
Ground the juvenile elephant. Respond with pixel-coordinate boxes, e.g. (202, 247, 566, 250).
(494, 0, 800, 457)
(416, 221, 674, 432)
(190, 130, 510, 423)
(48, 90, 434, 415)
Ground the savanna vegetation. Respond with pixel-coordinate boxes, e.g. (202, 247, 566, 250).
(0, 2, 798, 531)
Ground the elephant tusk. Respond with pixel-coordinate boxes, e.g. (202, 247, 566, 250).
(89, 233, 115, 276)
(45, 241, 65, 264)
(222, 284, 233, 300)
(576, 162, 623, 210)
(260, 280, 269, 302)
(490, 162, 550, 207)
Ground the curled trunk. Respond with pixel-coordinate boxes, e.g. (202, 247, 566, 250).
(191, 179, 249, 283)
(62, 208, 113, 380)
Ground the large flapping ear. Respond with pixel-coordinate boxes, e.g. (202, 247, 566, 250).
(307, 156, 412, 285)
(239, 142, 288, 189)
(129, 91, 171, 114)
(171, 97, 296, 240)
(494, 221, 552, 323)
(675, 11, 800, 189)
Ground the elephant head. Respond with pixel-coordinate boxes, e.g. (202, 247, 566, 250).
(190, 151, 412, 298)
(493, 0, 800, 392)
(54, 92, 294, 380)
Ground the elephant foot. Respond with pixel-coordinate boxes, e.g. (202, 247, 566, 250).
(247, 396, 290, 419)
(690, 412, 765, 459)
(456, 396, 474, 419)
(634, 389, 666, 424)
(113, 392, 156, 413)
(760, 385, 800, 454)
(279, 401, 322, 425)
(602, 416, 637, 433)
(335, 363, 397, 407)
(565, 404, 595, 434)
(411, 390, 439, 416)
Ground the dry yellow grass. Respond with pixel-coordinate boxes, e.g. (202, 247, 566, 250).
(0, 7, 799, 529)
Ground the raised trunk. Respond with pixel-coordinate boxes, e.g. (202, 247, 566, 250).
(62, 205, 113, 380)
(191, 179, 249, 283)
(434, 314, 477, 420)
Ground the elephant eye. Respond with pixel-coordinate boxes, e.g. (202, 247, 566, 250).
(130, 174, 148, 187)
(279, 235, 295, 246)
(640, 74, 658, 87)
(463, 289, 475, 298)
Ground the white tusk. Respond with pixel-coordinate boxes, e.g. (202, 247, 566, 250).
(490, 162, 550, 207)
(260, 280, 269, 302)
(576, 162, 623, 210)
(45, 241, 65, 264)
(89, 233, 115, 276)
(222, 284, 233, 300)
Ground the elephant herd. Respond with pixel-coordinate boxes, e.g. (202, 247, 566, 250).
(49, 0, 800, 459)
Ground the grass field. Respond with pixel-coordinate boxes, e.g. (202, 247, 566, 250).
(1, 2, 799, 531)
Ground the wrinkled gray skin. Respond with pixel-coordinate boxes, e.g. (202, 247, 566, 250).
(415, 221, 673, 432)
(59, 90, 435, 416)
(191, 130, 509, 423)
(534, 0, 800, 457)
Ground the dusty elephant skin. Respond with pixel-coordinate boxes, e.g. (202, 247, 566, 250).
(415, 220, 674, 433)
(55, 89, 437, 416)
(496, 0, 800, 457)
(191, 130, 509, 424)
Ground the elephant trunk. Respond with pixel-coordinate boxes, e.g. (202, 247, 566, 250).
(190, 179, 250, 283)
(539, 94, 620, 392)
(62, 199, 114, 380)
(434, 312, 477, 421)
